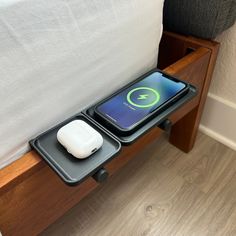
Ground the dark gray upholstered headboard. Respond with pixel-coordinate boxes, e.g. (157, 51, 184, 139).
(164, 0, 236, 39)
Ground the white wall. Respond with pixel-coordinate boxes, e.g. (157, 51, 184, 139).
(200, 23, 236, 150)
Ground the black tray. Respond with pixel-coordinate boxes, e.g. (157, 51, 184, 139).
(30, 70, 197, 186)
(30, 113, 121, 186)
(83, 85, 197, 145)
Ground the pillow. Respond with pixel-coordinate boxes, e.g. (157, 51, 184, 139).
(164, 0, 236, 39)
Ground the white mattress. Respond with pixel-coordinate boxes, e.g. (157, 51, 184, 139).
(0, 0, 164, 169)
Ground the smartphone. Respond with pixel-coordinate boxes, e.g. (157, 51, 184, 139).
(94, 70, 189, 135)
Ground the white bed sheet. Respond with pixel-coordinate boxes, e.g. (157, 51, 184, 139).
(0, 0, 164, 169)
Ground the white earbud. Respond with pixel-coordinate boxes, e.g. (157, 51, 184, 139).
(57, 120, 103, 159)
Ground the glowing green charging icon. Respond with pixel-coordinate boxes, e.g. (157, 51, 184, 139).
(138, 94, 149, 100)
(127, 87, 160, 108)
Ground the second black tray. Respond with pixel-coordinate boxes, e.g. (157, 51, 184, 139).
(83, 85, 197, 145)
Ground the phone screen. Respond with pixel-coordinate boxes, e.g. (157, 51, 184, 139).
(96, 71, 187, 130)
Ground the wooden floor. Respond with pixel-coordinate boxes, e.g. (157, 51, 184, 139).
(41, 132, 236, 236)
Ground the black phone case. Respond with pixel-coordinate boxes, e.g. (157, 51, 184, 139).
(93, 69, 190, 135)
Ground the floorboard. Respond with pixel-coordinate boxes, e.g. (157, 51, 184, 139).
(41, 132, 236, 236)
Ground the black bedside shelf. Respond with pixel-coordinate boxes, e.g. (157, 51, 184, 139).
(30, 85, 197, 186)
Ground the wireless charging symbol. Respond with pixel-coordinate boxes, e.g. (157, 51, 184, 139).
(127, 87, 160, 108)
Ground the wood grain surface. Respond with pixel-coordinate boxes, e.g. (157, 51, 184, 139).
(161, 32, 220, 152)
(42, 132, 236, 236)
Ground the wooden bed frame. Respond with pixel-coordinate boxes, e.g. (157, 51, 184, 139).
(0, 32, 219, 236)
